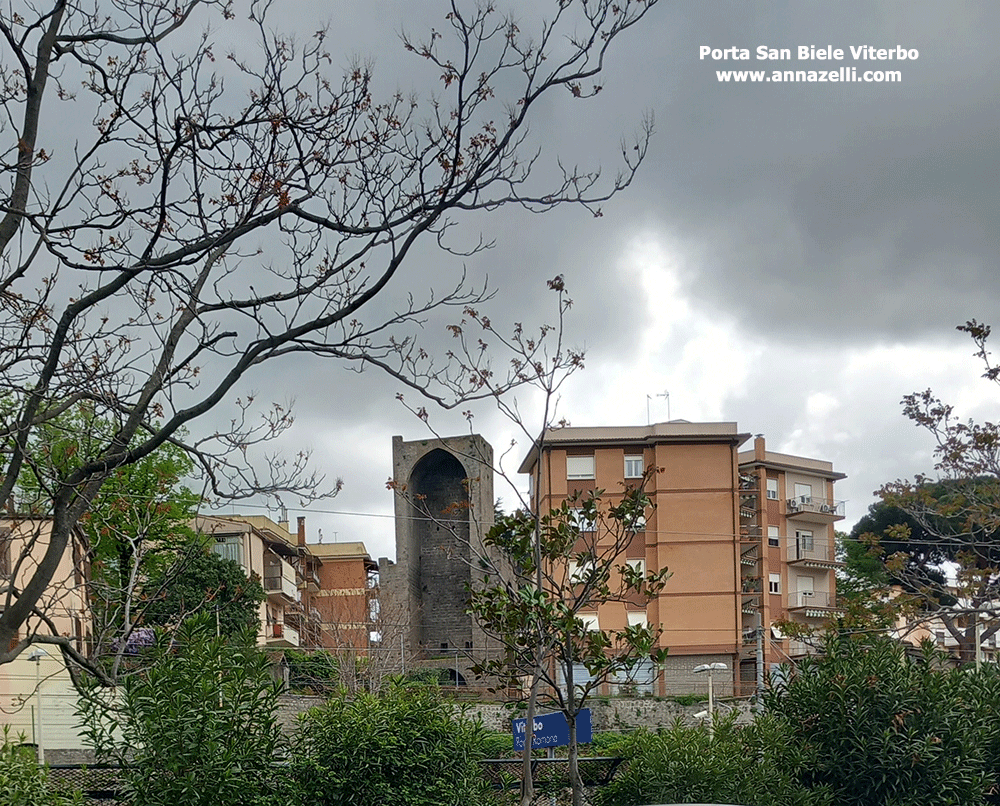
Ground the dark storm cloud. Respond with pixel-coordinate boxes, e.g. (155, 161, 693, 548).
(145, 0, 1000, 554)
(510, 0, 1000, 345)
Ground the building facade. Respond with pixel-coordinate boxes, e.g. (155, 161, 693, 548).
(198, 514, 375, 652)
(519, 423, 845, 697)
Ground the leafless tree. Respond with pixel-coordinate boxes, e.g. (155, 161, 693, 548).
(0, 0, 657, 668)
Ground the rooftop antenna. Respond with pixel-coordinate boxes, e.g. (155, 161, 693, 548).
(646, 391, 670, 424)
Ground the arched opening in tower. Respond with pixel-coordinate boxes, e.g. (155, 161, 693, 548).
(408, 449, 473, 651)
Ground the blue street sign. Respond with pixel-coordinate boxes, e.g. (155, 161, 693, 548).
(512, 709, 592, 750)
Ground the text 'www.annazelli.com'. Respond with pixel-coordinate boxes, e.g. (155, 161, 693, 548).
(701, 45, 917, 84)
(716, 67, 902, 83)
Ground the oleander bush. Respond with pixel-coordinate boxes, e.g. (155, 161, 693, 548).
(765, 635, 995, 806)
(599, 715, 826, 806)
(291, 681, 492, 806)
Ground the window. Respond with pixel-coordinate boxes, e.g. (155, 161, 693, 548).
(626, 611, 647, 628)
(211, 534, 244, 566)
(795, 529, 814, 552)
(570, 508, 596, 532)
(566, 455, 595, 480)
(766, 478, 778, 500)
(769, 573, 781, 595)
(568, 559, 595, 583)
(768, 526, 780, 547)
(625, 558, 645, 576)
(624, 455, 644, 479)
(580, 613, 600, 631)
(793, 482, 812, 503)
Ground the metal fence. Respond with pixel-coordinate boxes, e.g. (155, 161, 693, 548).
(481, 757, 625, 806)
(47, 765, 122, 805)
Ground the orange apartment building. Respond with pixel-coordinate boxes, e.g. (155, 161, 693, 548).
(519, 422, 845, 697)
(307, 541, 377, 651)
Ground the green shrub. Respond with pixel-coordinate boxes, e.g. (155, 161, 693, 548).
(292, 682, 490, 806)
(0, 729, 83, 806)
(766, 635, 991, 806)
(79, 616, 287, 806)
(598, 716, 826, 806)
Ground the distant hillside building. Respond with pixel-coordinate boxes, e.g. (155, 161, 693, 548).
(199, 515, 375, 652)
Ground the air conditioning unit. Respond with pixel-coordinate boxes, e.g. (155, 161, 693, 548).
(820, 504, 833, 514)
(787, 501, 801, 512)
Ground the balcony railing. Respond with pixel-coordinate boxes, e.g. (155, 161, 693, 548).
(269, 622, 300, 646)
(785, 496, 845, 519)
(786, 542, 841, 565)
(787, 590, 837, 609)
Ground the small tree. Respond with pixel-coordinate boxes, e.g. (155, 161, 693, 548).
(140, 546, 265, 638)
(876, 321, 1000, 659)
(469, 484, 670, 806)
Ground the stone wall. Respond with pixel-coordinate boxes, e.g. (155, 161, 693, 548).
(275, 694, 752, 736)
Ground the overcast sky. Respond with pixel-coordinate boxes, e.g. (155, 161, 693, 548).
(204, 0, 1000, 562)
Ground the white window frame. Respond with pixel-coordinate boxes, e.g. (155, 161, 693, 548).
(767, 526, 780, 547)
(766, 478, 779, 500)
(566, 455, 595, 480)
(626, 611, 647, 628)
(624, 455, 644, 479)
(768, 573, 781, 595)
(793, 482, 813, 503)
(211, 534, 245, 567)
(796, 529, 814, 552)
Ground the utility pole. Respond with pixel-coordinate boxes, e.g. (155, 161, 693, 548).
(756, 626, 765, 699)
(976, 619, 983, 671)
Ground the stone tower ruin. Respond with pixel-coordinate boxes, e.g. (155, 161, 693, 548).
(379, 434, 495, 684)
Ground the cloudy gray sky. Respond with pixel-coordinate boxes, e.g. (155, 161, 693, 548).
(207, 0, 1000, 562)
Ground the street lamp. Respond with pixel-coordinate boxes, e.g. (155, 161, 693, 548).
(27, 648, 50, 764)
(693, 662, 728, 737)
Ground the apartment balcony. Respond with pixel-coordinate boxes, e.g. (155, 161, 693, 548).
(785, 496, 845, 522)
(740, 544, 759, 567)
(742, 582, 761, 614)
(787, 590, 841, 615)
(786, 542, 843, 569)
(787, 638, 823, 658)
(267, 621, 300, 648)
(297, 568, 321, 593)
(263, 556, 299, 603)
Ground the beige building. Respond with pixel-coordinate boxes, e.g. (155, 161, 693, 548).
(519, 423, 845, 697)
(0, 518, 89, 655)
(198, 514, 375, 652)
